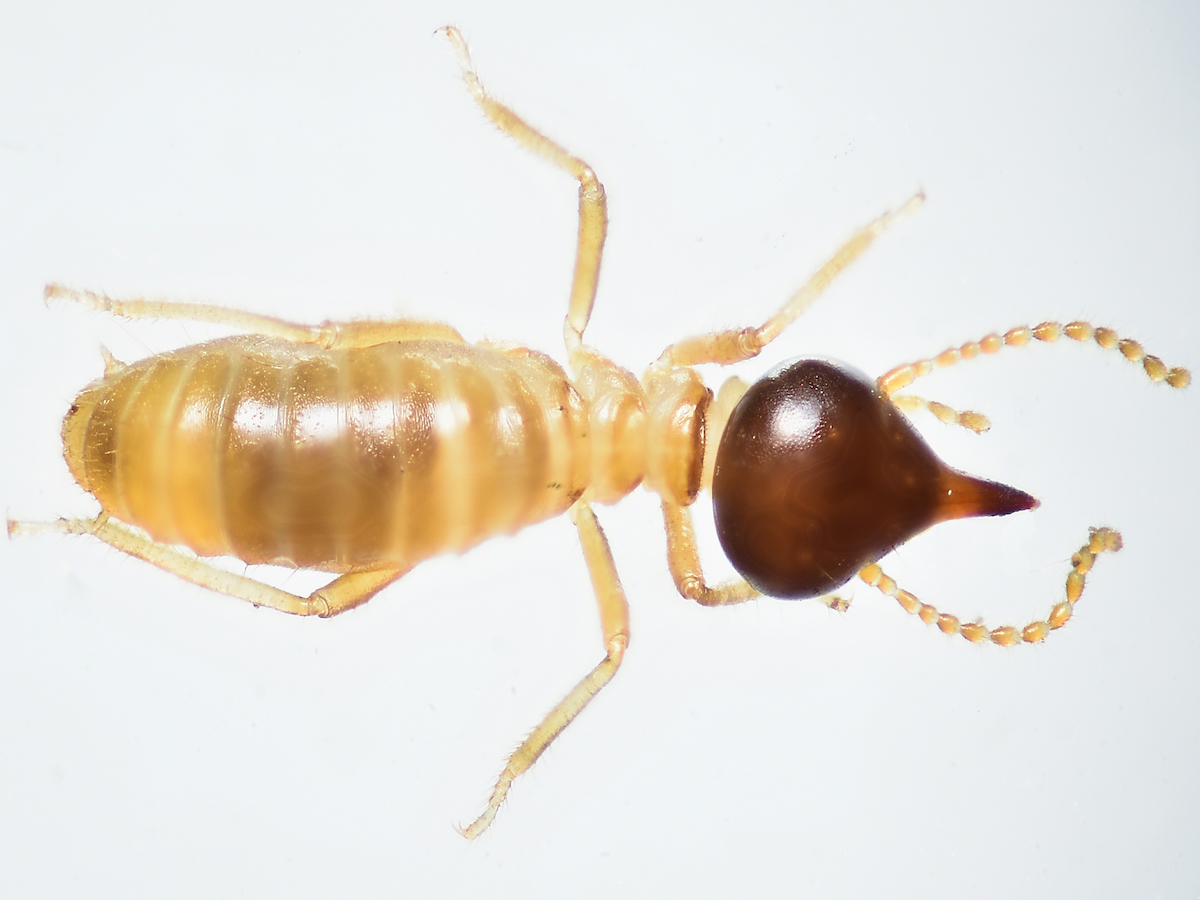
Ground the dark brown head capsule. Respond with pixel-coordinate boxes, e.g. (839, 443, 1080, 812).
(712, 359, 1037, 599)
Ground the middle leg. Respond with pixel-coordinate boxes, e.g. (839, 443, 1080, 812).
(440, 26, 609, 358)
(459, 500, 630, 839)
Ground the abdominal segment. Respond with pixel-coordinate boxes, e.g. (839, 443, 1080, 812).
(66, 336, 589, 572)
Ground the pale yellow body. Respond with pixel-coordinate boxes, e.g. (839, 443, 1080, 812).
(63, 332, 708, 578)
(14, 27, 1187, 839)
(66, 337, 591, 571)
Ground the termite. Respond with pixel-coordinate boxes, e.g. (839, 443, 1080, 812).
(9, 26, 1190, 839)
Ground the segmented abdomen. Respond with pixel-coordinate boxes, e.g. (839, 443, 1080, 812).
(64, 336, 590, 571)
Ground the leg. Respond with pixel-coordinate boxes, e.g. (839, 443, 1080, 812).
(439, 27, 608, 357)
(459, 501, 629, 839)
(657, 192, 925, 368)
(878, 321, 1191, 396)
(660, 500, 849, 610)
(44, 283, 464, 349)
(661, 499, 759, 606)
(8, 515, 407, 617)
(858, 527, 1122, 645)
(700, 375, 750, 491)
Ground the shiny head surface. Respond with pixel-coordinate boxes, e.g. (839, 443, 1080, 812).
(712, 359, 1037, 598)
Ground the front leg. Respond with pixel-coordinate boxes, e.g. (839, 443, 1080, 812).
(657, 193, 924, 369)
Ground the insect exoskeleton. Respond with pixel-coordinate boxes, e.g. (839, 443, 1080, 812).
(63, 335, 592, 572)
(711, 358, 1037, 600)
(12, 26, 1189, 838)
(59, 331, 717, 573)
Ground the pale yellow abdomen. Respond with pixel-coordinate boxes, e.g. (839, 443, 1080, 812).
(63, 336, 591, 572)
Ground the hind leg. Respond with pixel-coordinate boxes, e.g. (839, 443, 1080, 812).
(8, 515, 407, 617)
(43, 283, 464, 349)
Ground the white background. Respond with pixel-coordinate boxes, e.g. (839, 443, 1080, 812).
(1, 2, 1197, 897)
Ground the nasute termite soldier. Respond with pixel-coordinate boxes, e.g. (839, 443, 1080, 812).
(12, 27, 1189, 837)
